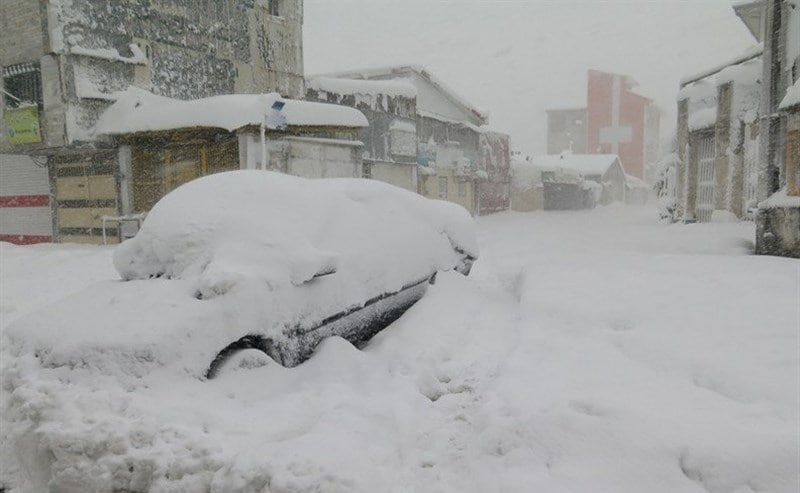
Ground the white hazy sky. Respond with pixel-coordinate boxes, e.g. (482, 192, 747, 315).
(303, 0, 756, 156)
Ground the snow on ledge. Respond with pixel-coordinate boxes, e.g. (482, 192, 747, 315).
(95, 87, 369, 136)
(759, 187, 800, 209)
(70, 44, 147, 65)
(779, 79, 800, 111)
(688, 107, 717, 131)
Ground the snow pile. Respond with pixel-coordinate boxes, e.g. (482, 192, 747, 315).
(2, 206, 798, 492)
(758, 187, 800, 209)
(307, 77, 417, 99)
(780, 78, 800, 110)
(688, 106, 718, 131)
(95, 87, 368, 136)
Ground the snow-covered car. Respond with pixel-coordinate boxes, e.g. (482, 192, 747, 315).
(4, 170, 478, 381)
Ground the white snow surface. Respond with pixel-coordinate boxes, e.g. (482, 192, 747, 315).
(780, 78, 800, 110)
(306, 77, 417, 99)
(94, 88, 368, 136)
(530, 153, 620, 177)
(2, 205, 799, 493)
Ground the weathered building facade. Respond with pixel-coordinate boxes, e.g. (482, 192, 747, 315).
(316, 66, 511, 216)
(675, 47, 762, 223)
(1, 0, 305, 244)
(753, 0, 800, 257)
(306, 77, 419, 191)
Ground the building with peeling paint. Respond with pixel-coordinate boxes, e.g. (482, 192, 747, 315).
(0, 0, 306, 244)
(312, 66, 511, 216)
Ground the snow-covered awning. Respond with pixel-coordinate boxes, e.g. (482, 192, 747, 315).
(95, 88, 368, 136)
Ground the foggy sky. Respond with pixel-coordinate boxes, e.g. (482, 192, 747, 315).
(304, 0, 756, 156)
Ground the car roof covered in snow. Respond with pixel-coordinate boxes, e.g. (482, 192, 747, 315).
(529, 153, 621, 177)
(94, 87, 369, 136)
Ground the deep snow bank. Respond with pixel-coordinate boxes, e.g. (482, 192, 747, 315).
(2, 205, 798, 493)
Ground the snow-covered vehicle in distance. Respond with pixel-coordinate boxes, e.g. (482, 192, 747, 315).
(5, 171, 478, 381)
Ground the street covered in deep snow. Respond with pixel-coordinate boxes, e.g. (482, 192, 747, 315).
(1, 204, 798, 492)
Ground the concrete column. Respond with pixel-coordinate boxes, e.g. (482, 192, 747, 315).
(118, 145, 133, 214)
(676, 99, 689, 219)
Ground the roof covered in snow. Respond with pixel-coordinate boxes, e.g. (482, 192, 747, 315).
(779, 79, 800, 111)
(314, 65, 489, 126)
(306, 77, 417, 99)
(680, 44, 763, 87)
(529, 153, 621, 177)
(95, 88, 369, 136)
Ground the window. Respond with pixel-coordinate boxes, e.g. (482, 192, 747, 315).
(541, 171, 556, 182)
(438, 176, 448, 199)
(3, 63, 42, 108)
(458, 180, 467, 197)
(269, 0, 280, 16)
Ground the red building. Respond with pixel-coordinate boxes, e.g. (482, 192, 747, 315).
(586, 70, 655, 179)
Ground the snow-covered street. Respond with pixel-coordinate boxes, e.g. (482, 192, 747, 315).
(2, 205, 797, 492)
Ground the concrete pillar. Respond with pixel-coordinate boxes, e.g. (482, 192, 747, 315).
(118, 144, 133, 214)
(676, 99, 689, 219)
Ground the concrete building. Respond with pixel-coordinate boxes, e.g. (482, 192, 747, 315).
(675, 47, 762, 223)
(752, 0, 800, 257)
(305, 77, 419, 191)
(546, 108, 588, 154)
(545, 71, 659, 181)
(315, 66, 511, 216)
(587, 70, 659, 180)
(1, 0, 306, 244)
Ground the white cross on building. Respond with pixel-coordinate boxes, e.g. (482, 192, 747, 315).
(599, 74, 633, 155)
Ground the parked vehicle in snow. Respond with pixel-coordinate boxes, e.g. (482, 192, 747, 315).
(5, 171, 478, 380)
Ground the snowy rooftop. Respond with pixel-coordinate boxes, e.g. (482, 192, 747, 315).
(306, 77, 417, 99)
(95, 88, 369, 136)
(529, 153, 620, 177)
(779, 79, 800, 111)
(315, 65, 489, 124)
(679, 44, 763, 87)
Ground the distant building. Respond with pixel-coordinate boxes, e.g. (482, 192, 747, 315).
(545, 70, 659, 181)
(314, 66, 511, 216)
(587, 70, 659, 180)
(546, 108, 588, 154)
(1, 0, 306, 244)
(511, 154, 586, 212)
(530, 153, 626, 206)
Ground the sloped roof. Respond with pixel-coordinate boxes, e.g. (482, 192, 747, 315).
(95, 87, 368, 136)
(313, 65, 488, 125)
(530, 153, 621, 177)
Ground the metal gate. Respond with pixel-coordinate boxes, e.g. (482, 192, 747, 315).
(742, 131, 759, 217)
(696, 134, 716, 222)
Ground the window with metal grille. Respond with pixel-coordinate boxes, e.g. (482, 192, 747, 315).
(2, 63, 42, 108)
(438, 176, 448, 199)
(695, 133, 716, 222)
